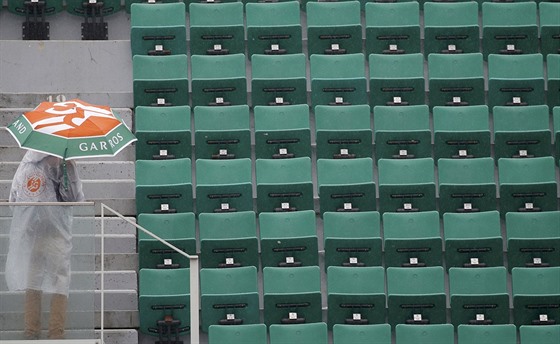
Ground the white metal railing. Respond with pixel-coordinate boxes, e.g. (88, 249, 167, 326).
(100, 203, 200, 344)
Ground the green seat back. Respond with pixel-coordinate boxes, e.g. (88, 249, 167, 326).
(519, 324, 560, 344)
(246, 1, 303, 58)
(263, 266, 322, 326)
(373, 105, 431, 160)
(457, 324, 517, 344)
(488, 53, 545, 109)
(251, 54, 307, 106)
(512, 267, 560, 326)
(8, 0, 63, 15)
(195, 159, 253, 214)
(493, 105, 551, 160)
(333, 324, 391, 344)
(256, 157, 314, 213)
(449, 267, 510, 326)
(191, 54, 247, 107)
(132, 54, 189, 107)
(269, 322, 328, 344)
(437, 157, 497, 214)
(199, 211, 259, 269)
(323, 211, 382, 268)
(253, 104, 311, 159)
(327, 266, 386, 328)
(369, 53, 425, 107)
(498, 157, 557, 215)
(383, 211, 442, 267)
(310, 53, 368, 107)
(208, 324, 267, 344)
(433, 105, 491, 160)
(506, 211, 560, 269)
(189, 2, 245, 56)
(137, 212, 196, 269)
(194, 105, 251, 160)
(443, 211, 503, 269)
(315, 104, 373, 159)
(555, 107, 560, 163)
(125, 0, 187, 13)
(540, 3, 560, 58)
(200, 266, 260, 332)
(377, 157, 436, 213)
(259, 210, 318, 267)
(395, 324, 455, 344)
(130, 3, 187, 56)
(134, 105, 191, 160)
(135, 158, 193, 215)
(67, 0, 121, 16)
(423, 2, 479, 56)
(317, 158, 376, 214)
(547, 54, 560, 109)
(428, 53, 485, 108)
(365, 2, 420, 55)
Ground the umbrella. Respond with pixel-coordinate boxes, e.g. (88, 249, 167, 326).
(7, 99, 136, 160)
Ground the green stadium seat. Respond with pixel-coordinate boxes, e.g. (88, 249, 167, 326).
(323, 211, 382, 269)
(138, 268, 190, 337)
(191, 54, 247, 107)
(66, 0, 121, 41)
(369, 53, 425, 107)
(423, 2, 480, 56)
(497, 157, 557, 215)
(251, 54, 307, 106)
(310, 53, 368, 107)
(269, 322, 328, 344)
(189, 2, 244, 56)
(327, 266, 386, 328)
(437, 158, 497, 214)
(200, 266, 260, 332)
(125, 0, 187, 13)
(512, 267, 560, 326)
(132, 54, 189, 107)
(449, 267, 510, 326)
(428, 53, 485, 107)
(8, 0, 63, 16)
(383, 211, 442, 268)
(433, 105, 491, 160)
(135, 158, 193, 215)
(130, 3, 187, 56)
(254, 104, 312, 159)
(137, 212, 196, 269)
(506, 211, 560, 269)
(482, 2, 539, 58)
(388, 267, 446, 327)
(134, 105, 191, 160)
(519, 324, 560, 344)
(365, 2, 421, 55)
(306, 1, 362, 56)
(377, 158, 436, 213)
(315, 104, 373, 159)
(317, 158, 376, 214)
(195, 159, 253, 214)
(263, 266, 322, 326)
(256, 157, 314, 213)
(547, 54, 560, 110)
(199, 211, 259, 269)
(193, 105, 251, 160)
(458, 324, 517, 344)
(259, 210, 319, 268)
(395, 324, 454, 344)
(555, 107, 560, 163)
(246, 1, 303, 58)
(373, 105, 431, 161)
(540, 3, 560, 57)
(208, 324, 267, 344)
(487, 53, 545, 109)
(333, 324, 391, 344)
(443, 211, 504, 269)
(493, 105, 552, 160)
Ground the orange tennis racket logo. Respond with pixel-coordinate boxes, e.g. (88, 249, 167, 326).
(24, 100, 121, 138)
(24, 171, 46, 197)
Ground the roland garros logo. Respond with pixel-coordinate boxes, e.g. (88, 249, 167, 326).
(15, 100, 125, 153)
(24, 170, 47, 197)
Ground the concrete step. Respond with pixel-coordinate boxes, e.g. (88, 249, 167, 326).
(0, 179, 136, 200)
(0, 145, 136, 161)
(0, 328, 138, 343)
(0, 108, 133, 128)
(0, 161, 135, 180)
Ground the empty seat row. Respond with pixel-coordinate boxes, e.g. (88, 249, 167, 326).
(136, 210, 560, 271)
(129, 1, 560, 59)
(208, 323, 560, 344)
(138, 264, 560, 335)
(131, 52, 560, 109)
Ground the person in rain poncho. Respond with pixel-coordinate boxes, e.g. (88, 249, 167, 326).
(5, 150, 85, 340)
